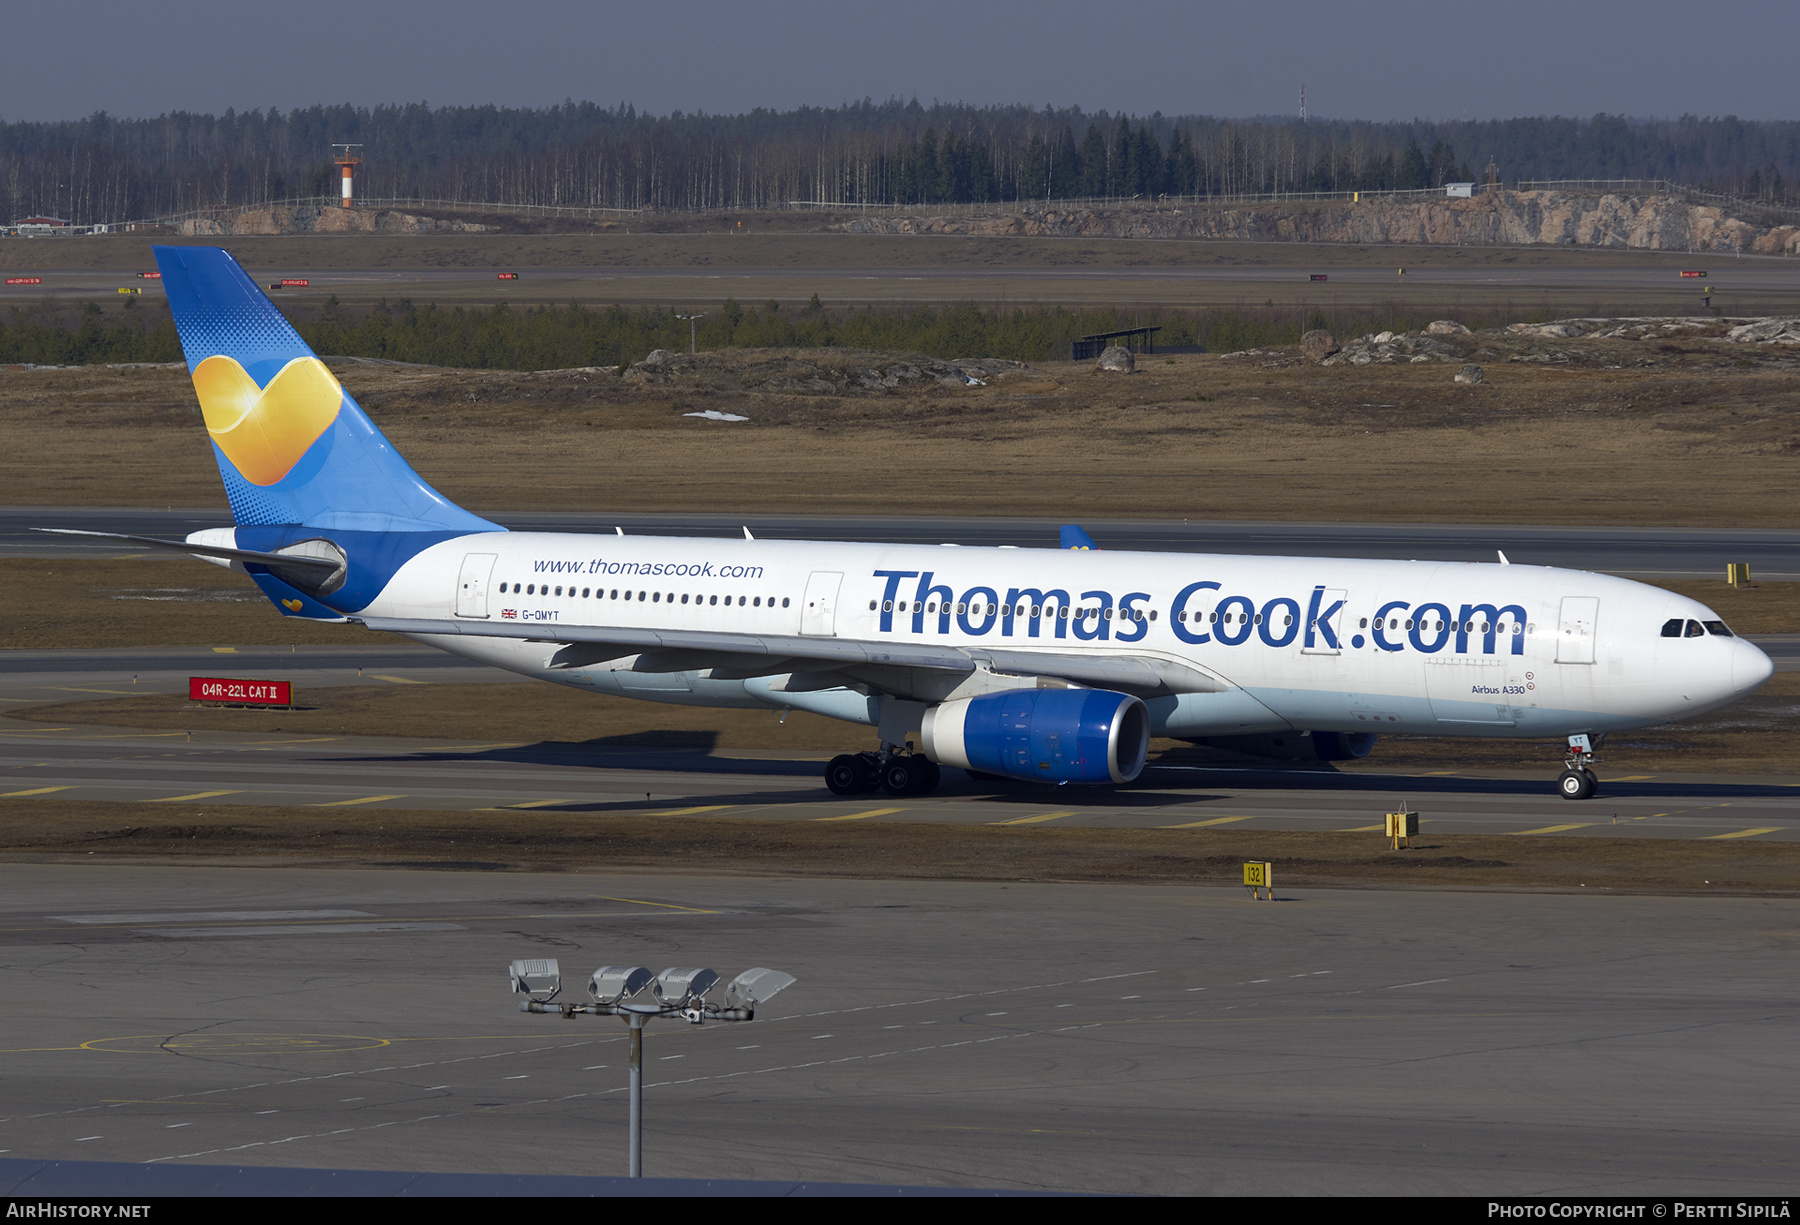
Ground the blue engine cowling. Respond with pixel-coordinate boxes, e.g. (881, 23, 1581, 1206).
(921, 688, 1150, 784)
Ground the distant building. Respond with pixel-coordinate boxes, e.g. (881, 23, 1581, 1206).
(11, 216, 70, 235)
(1444, 183, 1475, 199)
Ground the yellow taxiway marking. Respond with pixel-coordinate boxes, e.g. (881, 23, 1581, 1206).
(50, 686, 144, 696)
(586, 894, 721, 914)
(499, 798, 577, 809)
(211, 647, 238, 654)
(1705, 827, 1785, 840)
(148, 791, 241, 803)
(370, 674, 428, 685)
(646, 805, 733, 816)
(1164, 815, 1255, 829)
(309, 794, 403, 807)
(245, 737, 341, 745)
(0, 786, 73, 797)
(992, 810, 1076, 826)
(814, 807, 903, 822)
(1512, 823, 1594, 835)
(1338, 823, 1388, 832)
(1605, 774, 1653, 782)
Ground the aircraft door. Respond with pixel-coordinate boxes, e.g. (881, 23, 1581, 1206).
(800, 571, 844, 637)
(1556, 596, 1599, 664)
(455, 553, 498, 618)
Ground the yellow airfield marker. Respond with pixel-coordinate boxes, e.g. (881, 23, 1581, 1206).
(814, 808, 903, 822)
(992, 810, 1075, 826)
(1164, 815, 1255, 829)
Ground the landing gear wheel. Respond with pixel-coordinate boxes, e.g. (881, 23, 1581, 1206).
(880, 758, 918, 796)
(826, 754, 871, 796)
(1558, 768, 1596, 801)
(1582, 767, 1599, 797)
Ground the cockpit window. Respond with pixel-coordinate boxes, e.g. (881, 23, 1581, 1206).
(1661, 618, 1683, 638)
(1685, 619, 1706, 638)
(1704, 620, 1734, 637)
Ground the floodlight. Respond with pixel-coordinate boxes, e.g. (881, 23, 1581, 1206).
(509, 954, 796, 1178)
(589, 965, 654, 1005)
(509, 958, 560, 1000)
(725, 968, 797, 1009)
(652, 967, 720, 1006)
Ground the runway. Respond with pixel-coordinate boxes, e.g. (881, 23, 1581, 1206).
(0, 862, 1792, 1194)
(9, 249, 1800, 311)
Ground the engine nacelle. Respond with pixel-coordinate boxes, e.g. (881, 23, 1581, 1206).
(1189, 731, 1378, 762)
(921, 688, 1150, 784)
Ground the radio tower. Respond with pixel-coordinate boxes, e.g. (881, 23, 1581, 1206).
(1299, 84, 1307, 123)
(332, 144, 363, 209)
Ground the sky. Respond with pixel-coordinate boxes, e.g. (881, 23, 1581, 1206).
(5, 0, 1795, 124)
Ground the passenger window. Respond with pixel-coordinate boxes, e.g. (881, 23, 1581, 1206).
(710, 595, 718, 605)
(782, 597, 790, 608)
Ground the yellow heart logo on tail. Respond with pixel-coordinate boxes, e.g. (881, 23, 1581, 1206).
(191, 355, 342, 486)
(281, 598, 304, 611)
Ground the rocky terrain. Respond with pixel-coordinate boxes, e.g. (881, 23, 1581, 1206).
(1221, 313, 1800, 372)
(178, 205, 496, 236)
(838, 189, 1800, 254)
(622, 348, 1025, 393)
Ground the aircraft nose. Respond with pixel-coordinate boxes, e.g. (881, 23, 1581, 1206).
(1731, 637, 1775, 696)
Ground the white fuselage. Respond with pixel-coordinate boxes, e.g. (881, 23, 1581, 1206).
(356, 532, 1771, 742)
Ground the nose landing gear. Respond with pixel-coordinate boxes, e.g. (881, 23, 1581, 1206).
(1556, 734, 1601, 800)
(825, 746, 941, 797)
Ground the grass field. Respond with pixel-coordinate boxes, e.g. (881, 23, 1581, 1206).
(6, 326, 1800, 525)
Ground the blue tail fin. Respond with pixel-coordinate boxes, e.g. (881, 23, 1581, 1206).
(154, 245, 499, 534)
(1060, 524, 1100, 550)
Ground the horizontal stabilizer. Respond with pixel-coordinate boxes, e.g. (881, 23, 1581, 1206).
(34, 528, 341, 577)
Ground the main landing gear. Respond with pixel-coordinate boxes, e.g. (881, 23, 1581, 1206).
(1557, 733, 1601, 801)
(825, 748, 941, 797)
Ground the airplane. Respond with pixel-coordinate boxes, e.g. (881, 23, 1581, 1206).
(48, 246, 1775, 803)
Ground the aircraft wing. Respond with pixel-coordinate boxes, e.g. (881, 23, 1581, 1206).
(351, 615, 1223, 696)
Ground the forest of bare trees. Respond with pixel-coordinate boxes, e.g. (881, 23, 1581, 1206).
(3, 100, 1796, 225)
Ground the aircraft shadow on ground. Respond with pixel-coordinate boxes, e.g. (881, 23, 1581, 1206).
(319, 738, 1800, 808)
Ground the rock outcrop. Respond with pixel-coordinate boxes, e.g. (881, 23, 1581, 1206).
(1096, 345, 1135, 373)
(836, 190, 1800, 254)
(1300, 330, 1338, 363)
(624, 348, 1025, 392)
(179, 206, 495, 236)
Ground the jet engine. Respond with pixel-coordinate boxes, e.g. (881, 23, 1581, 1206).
(921, 688, 1149, 784)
